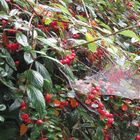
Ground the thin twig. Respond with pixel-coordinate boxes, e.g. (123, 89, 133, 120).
(74, 21, 140, 48)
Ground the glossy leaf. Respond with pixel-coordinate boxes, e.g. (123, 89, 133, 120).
(27, 85, 46, 117)
(0, 0, 9, 12)
(16, 32, 29, 47)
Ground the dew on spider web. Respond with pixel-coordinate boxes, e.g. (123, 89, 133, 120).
(73, 65, 140, 99)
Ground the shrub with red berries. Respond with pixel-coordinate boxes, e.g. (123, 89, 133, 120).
(0, 0, 140, 140)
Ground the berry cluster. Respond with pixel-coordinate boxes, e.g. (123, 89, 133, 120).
(7, 43, 19, 51)
(85, 86, 114, 140)
(87, 48, 106, 66)
(60, 50, 76, 65)
(94, 48, 105, 60)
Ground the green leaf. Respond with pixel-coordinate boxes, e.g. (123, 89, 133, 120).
(43, 55, 63, 66)
(16, 32, 29, 47)
(2, 48, 16, 70)
(27, 85, 46, 117)
(55, 4, 71, 16)
(85, 32, 97, 52)
(94, 127, 104, 140)
(37, 37, 62, 51)
(35, 62, 52, 82)
(0, 104, 6, 111)
(69, 39, 87, 46)
(35, 61, 53, 92)
(0, 0, 9, 13)
(25, 70, 44, 89)
(24, 52, 34, 64)
(119, 30, 140, 41)
(62, 65, 76, 81)
(0, 116, 4, 122)
(45, 18, 52, 25)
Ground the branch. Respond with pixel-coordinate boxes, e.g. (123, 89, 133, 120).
(74, 21, 140, 48)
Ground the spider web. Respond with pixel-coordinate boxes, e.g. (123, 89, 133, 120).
(73, 65, 140, 99)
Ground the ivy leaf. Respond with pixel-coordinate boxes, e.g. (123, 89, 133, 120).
(85, 32, 97, 52)
(119, 30, 140, 41)
(0, 0, 9, 13)
(27, 85, 46, 117)
(25, 70, 44, 89)
(16, 32, 30, 47)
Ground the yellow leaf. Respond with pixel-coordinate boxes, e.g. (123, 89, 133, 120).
(85, 32, 97, 52)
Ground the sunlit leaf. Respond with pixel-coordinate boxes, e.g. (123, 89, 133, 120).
(119, 30, 140, 41)
(85, 32, 97, 52)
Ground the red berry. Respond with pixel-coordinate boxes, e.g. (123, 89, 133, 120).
(106, 113, 113, 118)
(107, 118, 114, 124)
(88, 94, 94, 99)
(15, 60, 20, 66)
(104, 134, 109, 140)
(60, 59, 65, 64)
(65, 58, 70, 64)
(97, 108, 106, 115)
(127, 2, 133, 8)
(136, 135, 140, 140)
(42, 138, 47, 140)
(71, 53, 76, 57)
(7, 43, 19, 51)
(73, 34, 79, 39)
(21, 114, 29, 121)
(95, 86, 100, 91)
(137, 67, 140, 71)
(62, 39, 67, 44)
(69, 56, 75, 60)
(98, 101, 104, 109)
(2, 20, 8, 26)
(50, 21, 57, 27)
(92, 89, 98, 95)
(36, 119, 43, 125)
(121, 104, 128, 111)
(109, 96, 113, 99)
(20, 106, 26, 111)
(45, 94, 52, 103)
(71, 50, 75, 53)
(7, 29, 17, 34)
(20, 101, 26, 107)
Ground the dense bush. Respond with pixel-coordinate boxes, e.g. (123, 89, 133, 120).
(0, 0, 140, 140)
